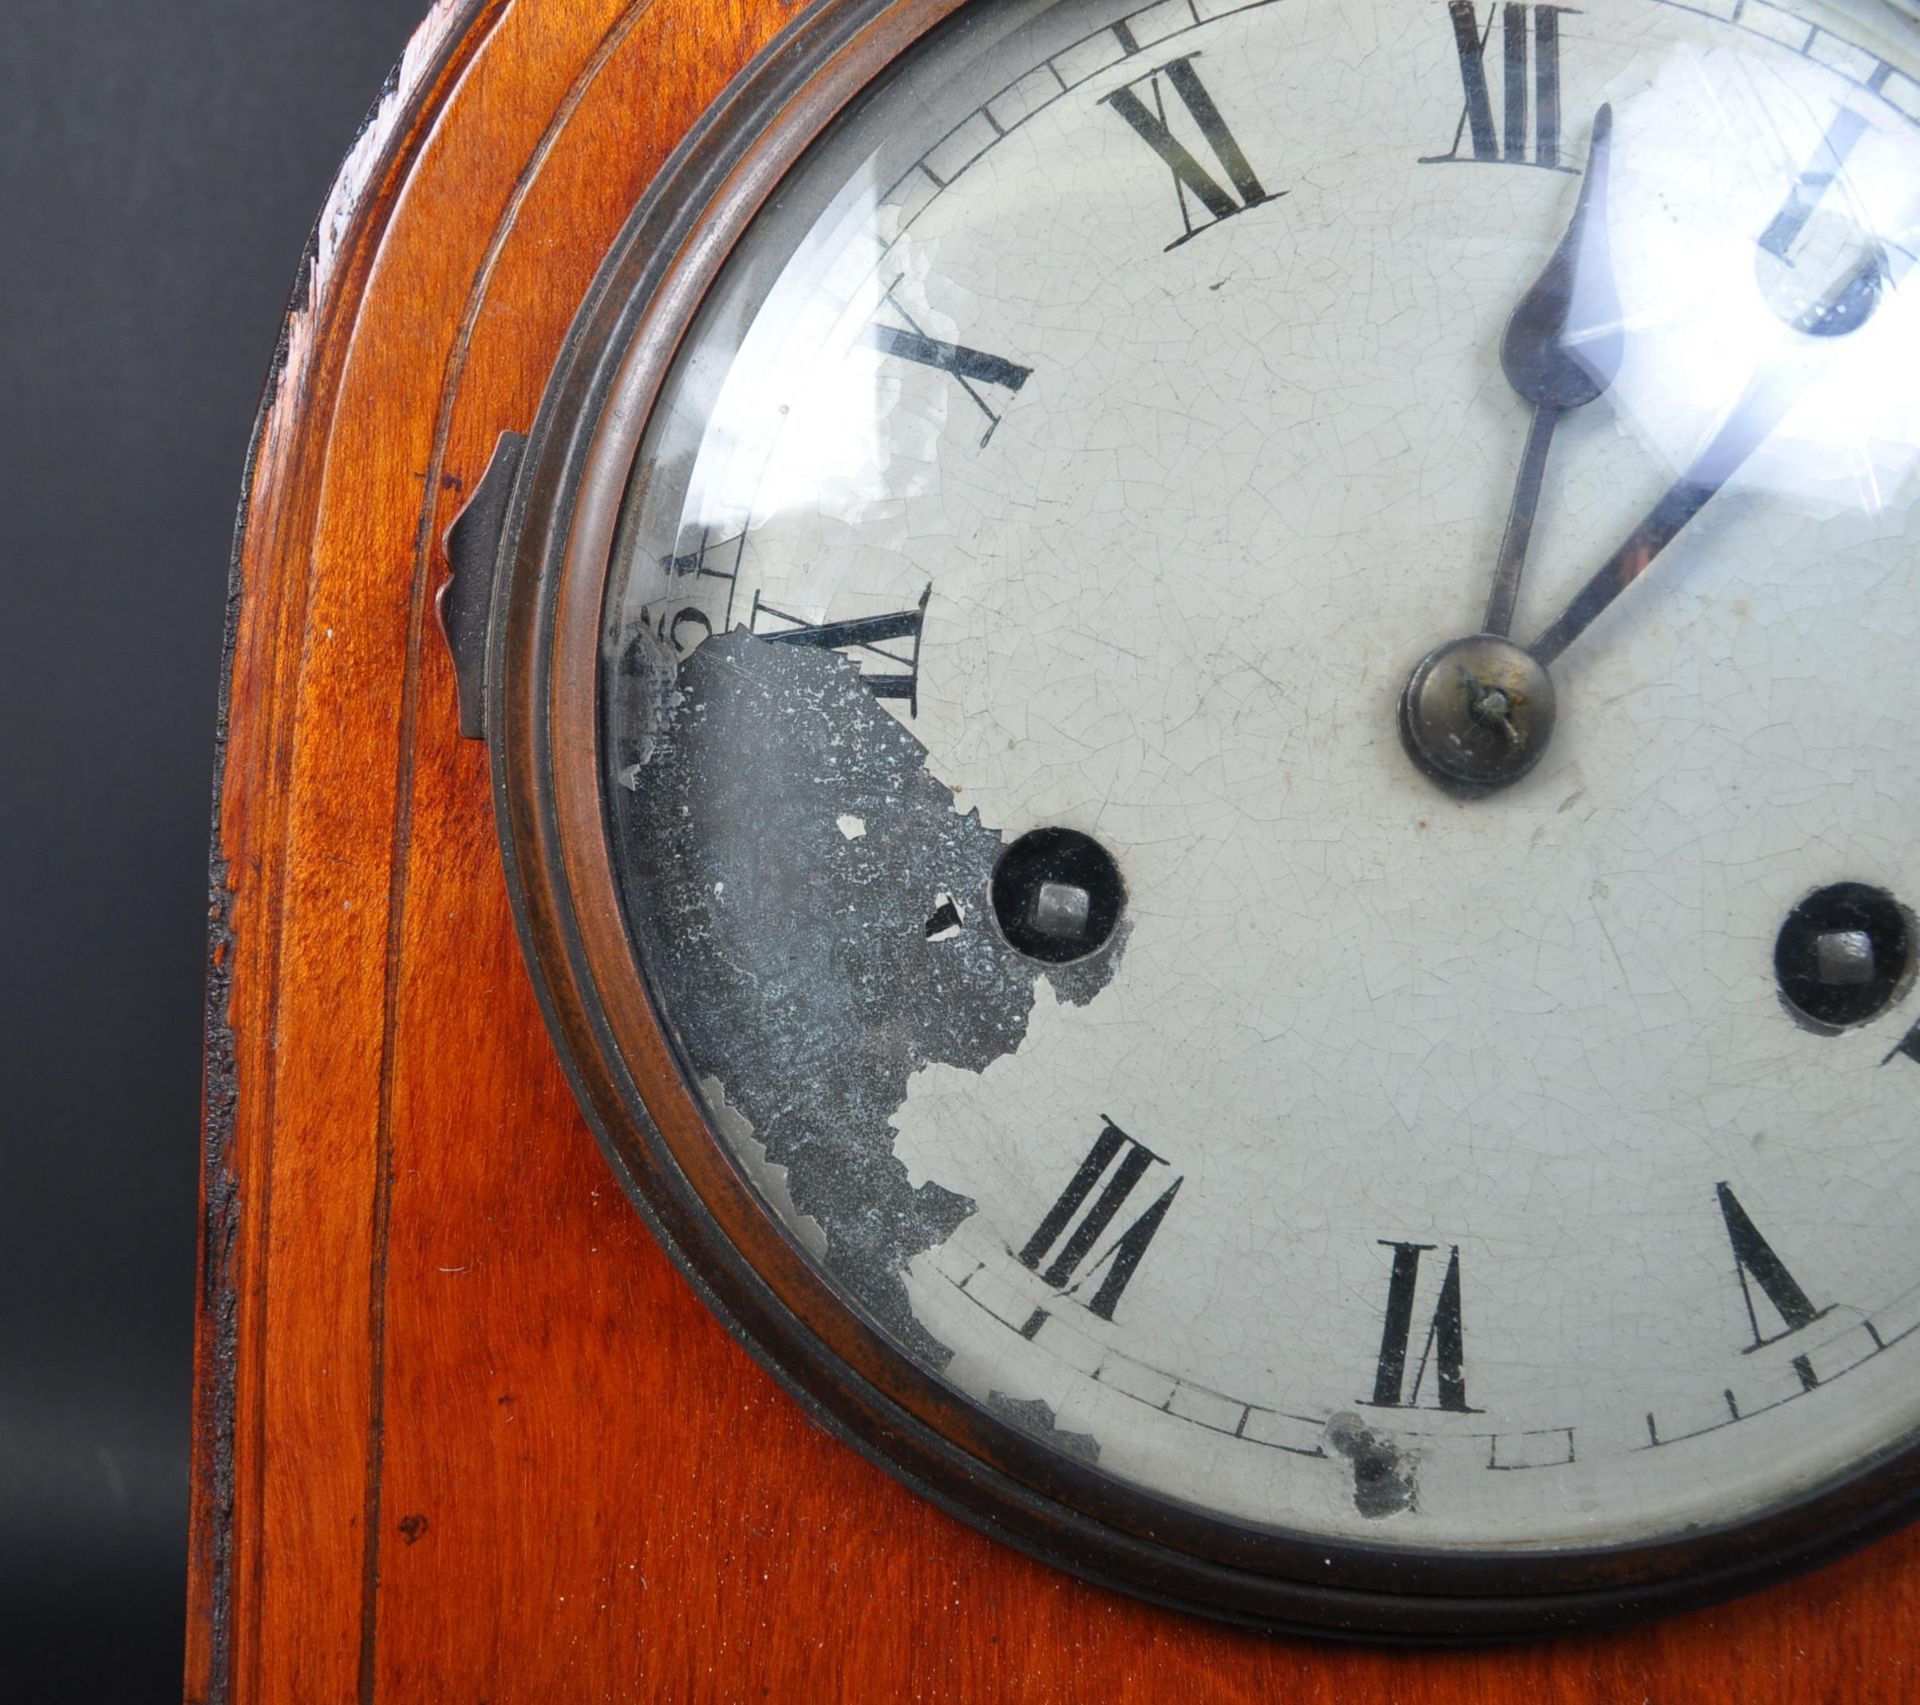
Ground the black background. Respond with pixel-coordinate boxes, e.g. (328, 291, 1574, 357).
(1, 4, 427, 1696)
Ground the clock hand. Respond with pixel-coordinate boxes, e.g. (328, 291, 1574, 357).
(1484, 105, 1624, 639)
(1404, 243, 1879, 794)
(1527, 250, 1880, 667)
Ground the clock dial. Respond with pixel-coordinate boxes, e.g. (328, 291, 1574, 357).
(588, 0, 1920, 1572)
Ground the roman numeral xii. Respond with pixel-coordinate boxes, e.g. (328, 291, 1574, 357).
(1424, 1, 1576, 172)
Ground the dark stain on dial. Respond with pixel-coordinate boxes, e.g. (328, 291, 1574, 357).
(984, 1392, 1100, 1466)
(1324, 1411, 1418, 1520)
(609, 626, 1127, 1366)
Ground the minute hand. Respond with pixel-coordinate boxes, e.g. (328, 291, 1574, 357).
(1527, 354, 1814, 667)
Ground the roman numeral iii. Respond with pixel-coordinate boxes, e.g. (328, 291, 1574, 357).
(1424, 1, 1575, 172)
(1019, 1120, 1182, 1321)
(1103, 54, 1279, 250)
(1368, 1241, 1476, 1413)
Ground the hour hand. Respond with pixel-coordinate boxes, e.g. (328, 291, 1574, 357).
(1483, 105, 1625, 637)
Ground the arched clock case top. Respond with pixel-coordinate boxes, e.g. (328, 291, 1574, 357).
(445, 0, 1920, 1638)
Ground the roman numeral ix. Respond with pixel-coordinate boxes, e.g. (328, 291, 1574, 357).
(1103, 52, 1279, 250)
(1368, 1241, 1476, 1413)
(751, 586, 932, 718)
(1019, 1120, 1182, 1322)
(1717, 1183, 1833, 1353)
(1424, 1, 1575, 172)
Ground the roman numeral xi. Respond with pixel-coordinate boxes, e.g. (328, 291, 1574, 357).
(1103, 52, 1279, 250)
(1019, 1120, 1182, 1322)
(1424, 1, 1575, 172)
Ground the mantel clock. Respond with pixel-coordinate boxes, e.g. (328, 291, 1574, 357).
(191, 0, 1920, 1692)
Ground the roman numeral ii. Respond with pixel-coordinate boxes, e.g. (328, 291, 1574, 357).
(1019, 1120, 1182, 1321)
(1368, 1242, 1475, 1412)
(1424, 1, 1575, 171)
(1103, 53, 1279, 250)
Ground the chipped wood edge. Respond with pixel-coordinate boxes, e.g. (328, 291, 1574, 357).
(188, 6, 505, 1699)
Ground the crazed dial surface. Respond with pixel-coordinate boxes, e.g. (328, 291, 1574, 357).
(602, 0, 1920, 1558)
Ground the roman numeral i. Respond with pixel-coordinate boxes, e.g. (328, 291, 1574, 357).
(1424, 1, 1575, 172)
(1019, 1120, 1182, 1322)
(1103, 53, 1279, 251)
(1761, 109, 1872, 263)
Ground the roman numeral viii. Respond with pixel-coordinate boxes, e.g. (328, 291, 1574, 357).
(1019, 1120, 1182, 1321)
(1424, 1, 1576, 172)
(1103, 53, 1279, 251)
(1368, 1242, 1476, 1413)
(1717, 1183, 1832, 1352)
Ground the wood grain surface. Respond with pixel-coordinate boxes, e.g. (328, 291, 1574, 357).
(189, 0, 1920, 1697)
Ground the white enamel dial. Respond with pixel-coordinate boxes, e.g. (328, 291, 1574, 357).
(601, 0, 1920, 1556)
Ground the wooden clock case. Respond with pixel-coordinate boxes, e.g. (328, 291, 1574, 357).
(189, 0, 1920, 1695)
